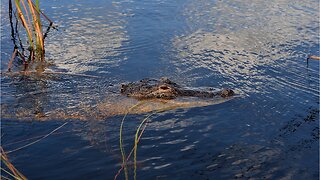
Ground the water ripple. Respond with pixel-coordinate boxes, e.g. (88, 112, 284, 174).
(172, 0, 319, 103)
(46, 3, 130, 74)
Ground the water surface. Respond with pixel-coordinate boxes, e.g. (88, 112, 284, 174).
(1, 0, 319, 179)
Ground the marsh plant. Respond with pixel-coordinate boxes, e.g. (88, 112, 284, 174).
(1, 147, 27, 180)
(8, 0, 55, 72)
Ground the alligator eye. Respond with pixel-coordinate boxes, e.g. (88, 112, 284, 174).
(160, 85, 169, 90)
(221, 89, 234, 97)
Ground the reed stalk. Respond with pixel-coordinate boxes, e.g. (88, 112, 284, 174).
(27, 0, 44, 61)
(119, 102, 145, 180)
(133, 113, 154, 180)
(0, 147, 27, 180)
(14, 0, 34, 51)
(115, 105, 180, 180)
(9, 0, 54, 72)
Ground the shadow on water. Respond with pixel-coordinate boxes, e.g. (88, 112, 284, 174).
(1, 0, 319, 179)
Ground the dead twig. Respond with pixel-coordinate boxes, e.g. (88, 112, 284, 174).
(1, 71, 101, 79)
(308, 55, 320, 61)
(42, 71, 101, 78)
(30, 1, 54, 25)
(9, 0, 17, 48)
(8, 49, 18, 72)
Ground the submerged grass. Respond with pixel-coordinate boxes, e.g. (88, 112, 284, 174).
(116, 103, 178, 180)
(133, 113, 155, 180)
(119, 102, 146, 180)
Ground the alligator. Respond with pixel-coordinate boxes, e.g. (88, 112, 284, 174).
(95, 77, 235, 118)
(120, 77, 234, 100)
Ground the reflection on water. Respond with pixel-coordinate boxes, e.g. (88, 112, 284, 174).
(174, 0, 319, 96)
(184, 0, 319, 38)
(1, 0, 319, 179)
(45, 1, 131, 74)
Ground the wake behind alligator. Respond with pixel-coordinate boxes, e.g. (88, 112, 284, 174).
(2, 77, 235, 120)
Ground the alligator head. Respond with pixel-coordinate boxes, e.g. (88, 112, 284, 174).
(120, 77, 234, 100)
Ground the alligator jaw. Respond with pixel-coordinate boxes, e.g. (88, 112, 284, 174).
(178, 88, 234, 98)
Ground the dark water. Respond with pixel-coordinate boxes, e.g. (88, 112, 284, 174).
(1, 0, 319, 179)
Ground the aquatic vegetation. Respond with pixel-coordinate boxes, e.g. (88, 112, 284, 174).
(118, 102, 146, 180)
(116, 102, 184, 180)
(133, 113, 154, 180)
(1, 147, 27, 180)
(8, 0, 55, 72)
(1, 122, 69, 179)
(5, 122, 68, 155)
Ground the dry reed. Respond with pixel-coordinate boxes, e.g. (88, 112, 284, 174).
(8, 0, 55, 72)
(0, 147, 27, 180)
